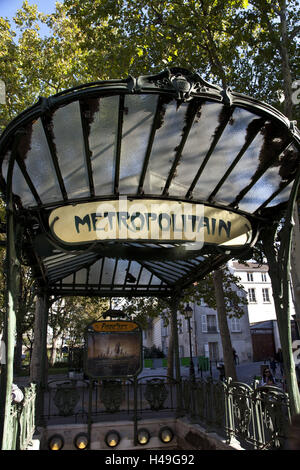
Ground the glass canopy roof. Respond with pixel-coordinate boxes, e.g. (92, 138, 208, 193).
(0, 68, 299, 297)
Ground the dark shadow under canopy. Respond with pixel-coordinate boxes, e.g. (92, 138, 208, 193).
(0, 67, 299, 297)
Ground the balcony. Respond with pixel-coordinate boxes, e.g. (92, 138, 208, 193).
(207, 326, 218, 333)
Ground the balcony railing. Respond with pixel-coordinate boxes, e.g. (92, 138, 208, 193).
(207, 325, 218, 333)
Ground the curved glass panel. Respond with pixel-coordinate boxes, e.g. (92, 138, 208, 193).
(52, 101, 90, 199)
(238, 144, 299, 212)
(265, 182, 293, 208)
(193, 108, 261, 200)
(168, 101, 224, 198)
(143, 99, 188, 194)
(21, 118, 62, 204)
(211, 126, 266, 205)
(12, 163, 37, 207)
(119, 94, 158, 194)
(75, 268, 88, 285)
(89, 95, 119, 196)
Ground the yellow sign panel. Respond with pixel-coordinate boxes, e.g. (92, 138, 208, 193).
(91, 321, 139, 332)
(86, 320, 142, 378)
(49, 199, 253, 247)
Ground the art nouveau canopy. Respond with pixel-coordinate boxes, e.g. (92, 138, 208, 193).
(0, 68, 299, 297)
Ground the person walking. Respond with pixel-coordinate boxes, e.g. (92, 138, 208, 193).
(232, 348, 239, 365)
(261, 367, 276, 386)
(269, 357, 277, 377)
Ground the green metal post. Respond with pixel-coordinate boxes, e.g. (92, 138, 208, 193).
(169, 295, 183, 416)
(133, 377, 138, 446)
(261, 166, 300, 417)
(0, 132, 21, 450)
(31, 292, 49, 426)
(87, 378, 93, 449)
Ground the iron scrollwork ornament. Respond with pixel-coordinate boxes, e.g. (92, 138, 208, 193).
(101, 380, 124, 413)
(53, 381, 80, 416)
(230, 383, 252, 440)
(144, 378, 169, 411)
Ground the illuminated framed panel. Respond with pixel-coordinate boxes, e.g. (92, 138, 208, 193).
(84, 320, 143, 379)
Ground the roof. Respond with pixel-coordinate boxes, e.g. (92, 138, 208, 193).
(250, 320, 275, 329)
(0, 67, 299, 298)
(231, 262, 269, 272)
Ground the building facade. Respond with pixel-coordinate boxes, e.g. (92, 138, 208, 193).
(158, 287, 253, 364)
(230, 261, 296, 324)
(144, 261, 297, 365)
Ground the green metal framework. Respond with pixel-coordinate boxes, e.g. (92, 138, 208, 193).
(0, 67, 299, 449)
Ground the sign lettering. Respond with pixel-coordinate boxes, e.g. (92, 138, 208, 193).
(49, 198, 253, 247)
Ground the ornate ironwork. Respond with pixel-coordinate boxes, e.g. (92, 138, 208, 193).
(229, 382, 253, 441)
(184, 378, 291, 449)
(144, 378, 169, 411)
(100, 380, 124, 413)
(53, 381, 80, 416)
(254, 385, 291, 449)
(18, 383, 37, 450)
(0, 383, 37, 450)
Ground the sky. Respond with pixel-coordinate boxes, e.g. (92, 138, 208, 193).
(0, 0, 58, 36)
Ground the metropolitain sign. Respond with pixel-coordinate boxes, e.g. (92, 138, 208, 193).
(49, 199, 253, 247)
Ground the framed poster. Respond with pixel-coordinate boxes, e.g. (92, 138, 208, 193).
(84, 320, 142, 379)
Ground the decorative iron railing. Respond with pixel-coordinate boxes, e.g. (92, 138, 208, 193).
(43, 375, 178, 423)
(41, 376, 291, 450)
(182, 377, 291, 450)
(5, 383, 37, 450)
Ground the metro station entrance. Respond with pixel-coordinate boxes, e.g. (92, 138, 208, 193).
(0, 67, 299, 449)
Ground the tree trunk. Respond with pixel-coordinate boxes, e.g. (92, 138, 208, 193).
(278, 0, 293, 120)
(49, 335, 59, 367)
(167, 323, 174, 379)
(30, 293, 49, 425)
(213, 269, 237, 381)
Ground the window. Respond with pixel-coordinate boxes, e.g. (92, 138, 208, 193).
(261, 272, 267, 282)
(201, 315, 208, 333)
(231, 317, 241, 332)
(248, 288, 256, 302)
(247, 272, 254, 282)
(207, 315, 218, 333)
(162, 325, 168, 337)
(262, 288, 270, 302)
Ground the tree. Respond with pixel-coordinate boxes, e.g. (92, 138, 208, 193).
(213, 269, 237, 381)
(0, 0, 298, 396)
(0, 1, 97, 132)
(48, 295, 109, 365)
(122, 267, 247, 379)
(14, 266, 36, 373)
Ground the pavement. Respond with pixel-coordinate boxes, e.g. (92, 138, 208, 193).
(137, 360, 283, 385)
(14, 360, 284, 387)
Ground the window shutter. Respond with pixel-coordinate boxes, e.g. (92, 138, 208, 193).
(204, 343, 209, 358)
(202, 315, 207, 333)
